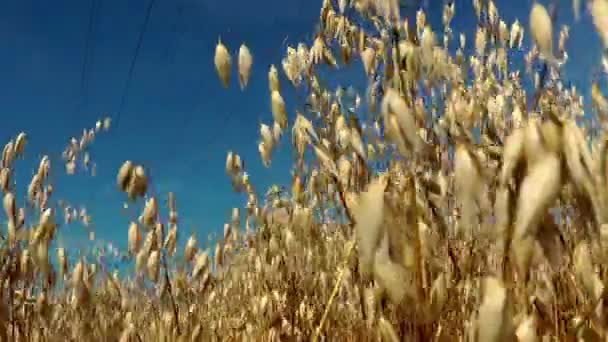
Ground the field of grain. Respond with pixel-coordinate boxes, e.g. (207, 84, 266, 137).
(2, 0, 608, 341)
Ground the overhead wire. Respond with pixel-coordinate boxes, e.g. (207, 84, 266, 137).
(77, 0, 103, 225)
(164, 4, 241, 168)
(114, 0, 158, 130)
(76, 0, 101, 119)
(138, 1, 204, 169)
(164, 2, 185, 68)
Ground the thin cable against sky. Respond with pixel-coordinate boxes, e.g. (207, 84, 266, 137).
(163, 2, 238, 167)
(114, 0, 157, 130)
(76, 0, 101, 119)
(164, 2, 184, 68)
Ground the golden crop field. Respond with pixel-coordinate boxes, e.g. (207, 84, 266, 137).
(2, 0, 608, 340)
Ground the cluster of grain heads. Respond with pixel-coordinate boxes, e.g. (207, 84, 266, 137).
(0, 132, 26, 171)
(282, 43, 311, 86)
(381, 88, 424, 156)
(214, 39, 254, 90)
(27, 156, 52, 209)
(70, 259, 91, 308)
(62, 117, 109, 175)
(0, 134, 28, 249)
(117, 160, 148, 200)
(226, 150, 256, 195)
(258, 122, 283, 168)
(225, 150, 242, 176)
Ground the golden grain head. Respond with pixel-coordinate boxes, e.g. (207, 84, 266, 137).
(238, 43, 253, 90)
(214, 39, 232, 88)
(529, 2, 554, 63)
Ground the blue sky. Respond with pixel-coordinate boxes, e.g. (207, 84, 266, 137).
(0, 0, 603, 259)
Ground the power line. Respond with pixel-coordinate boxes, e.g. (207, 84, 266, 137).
(162, 3, 229, 166)
(76, 0, 101, 118)
(114, 0, 157, 130)
(164, 2, 184, 67)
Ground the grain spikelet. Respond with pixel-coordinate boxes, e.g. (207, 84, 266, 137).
(592, 83, 608, 113)
(373, 232, 411, 304)
(141, 197, 158, 227)
(128, 222, 141, 255)
(513, 153, 561, 241)
(238, 43, 253, 90)
(494, 186, 511, 243)
(259, 142, 272, 167)
(57, 247, 68, 278)
(573, 241, 604, 301)
(313, 145, 338, 176)
(529, 3, 555, 64)
(271, 90, 288, 129)
(164, 223, 177, 256)
(268, 65, 280, 92)
(3, 192, 15, 222)
(536, 213, 564, 269)
(146, 250, 160, 282)
(214, 242, 223, 268)
(454, 144, 481, 238)
(512, 154, 561, 277)
(353, 175, 387, 277)
(226, 151, 236, 175)
(562, 121, 594, 195)
(350, 127, 366, 160)
(381, 88, 422, 155)
(377, 316, 400, 342)
(214, 39, 232, 88)
(14, 132, 26, 156)
(429, 273, 447, 317)
(476, 277, 514, 342)
(592, 0, 608, 47)
(523, 119, 547, 167)
(128, 165, 148, 199)
(260, 124, 274, 149)
(0, 168, 10, 193)
(135, 249, 147, 275)
(34, 241, 50, 275)
(193, 250, 210, 279)
(361, 47, 375, 77)
(515, 315, 538, 342)
(117, 161, 134, 192)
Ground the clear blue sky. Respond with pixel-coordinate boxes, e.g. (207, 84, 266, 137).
(0, 0, 602, 258)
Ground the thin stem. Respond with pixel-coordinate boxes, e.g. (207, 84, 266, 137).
(313, 240, 355, 342)
(159, 222, 181, 336)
